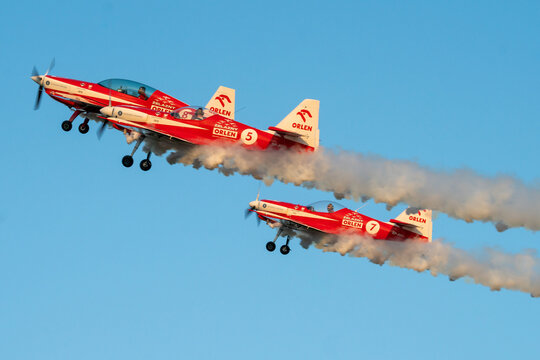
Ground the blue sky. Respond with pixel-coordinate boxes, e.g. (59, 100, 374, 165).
(1, 1, 539, 359)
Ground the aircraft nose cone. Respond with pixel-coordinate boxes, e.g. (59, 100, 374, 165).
(249, 200, 258, 209)
(100, 106, 114, 117)
(31, 75, 42, 85)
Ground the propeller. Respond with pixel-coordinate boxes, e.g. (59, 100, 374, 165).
(32, 66, 43, 110)
(97, 80, 112, 140)
(97, 121, 107, 139)
(32, 58, 55, 110)
(244, 207, 256, 219)
(244, 208, 262, 226)
(47, 58, 55, 75)
(244, 186, 262, 225)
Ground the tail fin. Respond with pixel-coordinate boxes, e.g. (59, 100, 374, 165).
(272, 99, 320, 150)
(206, 86, 235, 120)
(391, 208, 433, 242)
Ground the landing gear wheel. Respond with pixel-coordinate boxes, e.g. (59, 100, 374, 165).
(78, 123, 89, 134)
(280, 245, 290, 255)
(140, 159, 152, 171)
(61, 120, 72, 132)
(266, 242, 276, 252)
(122, 155, 134, 168)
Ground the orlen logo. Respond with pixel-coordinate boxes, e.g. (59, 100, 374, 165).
(215, 94, 231, 107)
(212, 120, 238, 140)
(296, 109, 312, 122)
(408, 210, 427, 224)
(342, 212, 363, 229)
(210, 107, 232, 117)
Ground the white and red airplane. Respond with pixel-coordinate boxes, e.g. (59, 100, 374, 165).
(98, 98, 320, 170)
(247, 197, 432, 255)
(30, 60, 196, 134)
(30, 61, 238, 170)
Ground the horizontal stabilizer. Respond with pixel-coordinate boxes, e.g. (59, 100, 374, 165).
(267, 126, 303, 137)
(389, 219, 420, 228)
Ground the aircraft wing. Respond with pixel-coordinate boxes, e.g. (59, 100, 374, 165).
(50, 92, 103, 112)
(104, 117, 196, 144)
(255, 210, 330, 234)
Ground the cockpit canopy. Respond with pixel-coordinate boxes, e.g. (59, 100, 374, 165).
(170, 106, 216, 121)
(306, 201, 345, 213)
(98, 79, 157, 99)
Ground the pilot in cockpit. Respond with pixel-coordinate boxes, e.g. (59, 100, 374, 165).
(138, 86, 148, 100)
(327, 203, 335, 213)
(192, 107, 204, 120)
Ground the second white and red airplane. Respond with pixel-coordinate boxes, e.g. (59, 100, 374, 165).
(30, 62, 244, 170)
(99, 99, 320, 170)
(247, 197, 432, 255)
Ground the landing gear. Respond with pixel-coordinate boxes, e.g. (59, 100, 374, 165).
(266, 229, 291, 254)
(266, 242, 276, 252)
(78, 122, 89, 134)
(121, 135, 148, 170)
(122, 155, 134, 167)
(62, 109, 82, 132)
(140, 159, 152, 171)
(61, 120, 72, 132)
(280, 236, 291, 255)
(140, 152, 152, 171)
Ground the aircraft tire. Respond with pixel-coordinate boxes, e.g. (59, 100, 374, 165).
(280, 245, 290, 255)
(140, 159, 152, 171)
(78, 123, 89, 134)
(61, 120, 72, 132)
(122, 155, 134, 168)
(265, 242, 276, 252)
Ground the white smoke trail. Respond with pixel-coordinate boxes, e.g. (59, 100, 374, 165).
(296, 232, 540, 297)
(154, 144, 540, 231)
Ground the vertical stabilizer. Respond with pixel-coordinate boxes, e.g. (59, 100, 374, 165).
(392, 208, 433, 242)
(273, 99, 320, 149)
(206, 86, 235, 120)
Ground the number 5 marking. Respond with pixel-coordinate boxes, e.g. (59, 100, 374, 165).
(241, 129, 258, 145)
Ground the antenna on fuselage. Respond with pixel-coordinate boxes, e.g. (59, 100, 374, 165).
(256, 182, 261, 202)
(354, 203, 368, 213)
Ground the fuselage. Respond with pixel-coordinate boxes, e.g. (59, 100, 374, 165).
(31, 75, 188, 114)
(250, 199, 429, 242)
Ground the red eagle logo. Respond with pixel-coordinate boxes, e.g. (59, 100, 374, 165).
(215, 94, 231, 107)
(296, 109, 312, 122)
